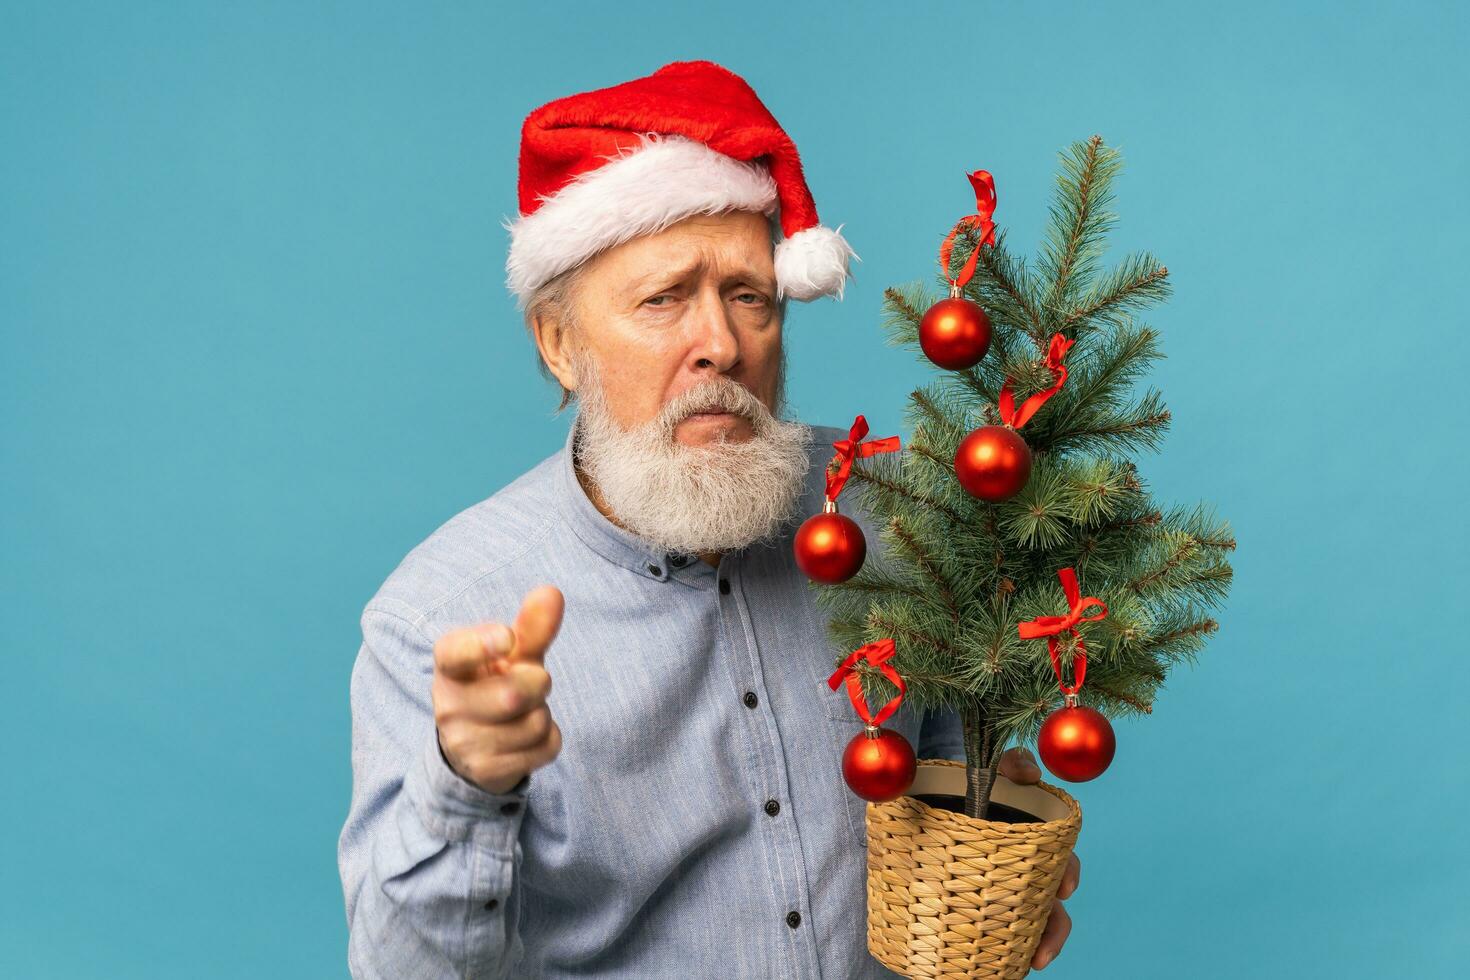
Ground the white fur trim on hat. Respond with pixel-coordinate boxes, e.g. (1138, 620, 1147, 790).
(503, 133, 779, 309)
(773, 223, 859, 302)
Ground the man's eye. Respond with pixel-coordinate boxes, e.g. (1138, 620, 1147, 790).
(644, 294, 674, 307)
(735, 292, 767, 305)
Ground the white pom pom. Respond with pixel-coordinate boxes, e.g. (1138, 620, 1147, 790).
(774, 223, 859, 302)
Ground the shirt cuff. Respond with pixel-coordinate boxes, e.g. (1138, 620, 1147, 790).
(403, 729, 531, 852)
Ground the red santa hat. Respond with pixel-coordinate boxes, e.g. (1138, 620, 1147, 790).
(503, 59, 858, 310)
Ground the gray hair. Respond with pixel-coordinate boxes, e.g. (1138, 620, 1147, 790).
(521, 212, 790, 414)
(523, 262, 589, 414)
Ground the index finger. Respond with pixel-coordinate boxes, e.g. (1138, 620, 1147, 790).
(434, 623, 513, 682)
(507, 584, 564, 664)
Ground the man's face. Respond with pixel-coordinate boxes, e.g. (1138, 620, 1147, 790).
(534, 208, 813, 556)
(562, 209, 783, 445)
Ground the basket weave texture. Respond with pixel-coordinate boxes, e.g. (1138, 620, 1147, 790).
(866, 759, 1082, 979)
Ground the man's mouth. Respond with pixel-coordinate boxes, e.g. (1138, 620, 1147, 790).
(686, 407, 739, 419)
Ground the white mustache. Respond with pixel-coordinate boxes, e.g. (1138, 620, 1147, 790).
(663, 381, 768, 430)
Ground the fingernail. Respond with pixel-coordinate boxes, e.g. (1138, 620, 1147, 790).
(1034, 951, 1051, 969)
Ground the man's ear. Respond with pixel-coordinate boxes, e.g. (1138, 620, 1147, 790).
(531, 308, 580, 393)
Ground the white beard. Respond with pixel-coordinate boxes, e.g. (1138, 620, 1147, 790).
(569, 350, 813, 556)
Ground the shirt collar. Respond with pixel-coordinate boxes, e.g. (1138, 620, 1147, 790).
(556, 421, 711, 583)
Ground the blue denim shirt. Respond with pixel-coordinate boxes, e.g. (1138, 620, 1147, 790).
(337, 421, 966, 979)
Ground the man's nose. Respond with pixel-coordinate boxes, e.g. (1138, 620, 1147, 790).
(687, 288, 740, 373)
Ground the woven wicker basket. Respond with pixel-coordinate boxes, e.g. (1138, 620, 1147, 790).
(866, 758, 1082, 979)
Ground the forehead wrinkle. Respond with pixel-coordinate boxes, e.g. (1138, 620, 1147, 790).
(628, 254, 704, 292)
(628, 253, 774, 295)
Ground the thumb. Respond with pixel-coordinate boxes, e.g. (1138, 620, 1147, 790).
(508, 584, 564, 664)
(999, 745, 1042, 784)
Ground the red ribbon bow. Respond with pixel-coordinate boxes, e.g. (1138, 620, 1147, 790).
(998, 332, 1075, 429)
(938, 169, 998, 291)
(827, 638, 906, 727)
(825, 415, 901, 502)
(1017, 567, 1108, 695)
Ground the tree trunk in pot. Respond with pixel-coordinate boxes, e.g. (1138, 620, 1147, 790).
(962, 705, 1005, 820)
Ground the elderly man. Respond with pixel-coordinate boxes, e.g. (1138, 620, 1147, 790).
(337, 60, 1078, 978)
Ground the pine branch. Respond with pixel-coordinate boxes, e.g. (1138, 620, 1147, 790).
(909, 388, 970, 449)
(1062, 458, 1141, 526)
(868, 612, 964, 660)
(1170, 502, 1236, 553)
(1050, 396, 1172, 456)
(889, 516, 962, 622)
(819, 574, 929, 604)
(1097, 509, 1162, 533)
(982, 509, 1011, 597)
(890, 669, 979, 694)
(998, 464, 1074, 550)
(1180, 563, 1234, 608)
(1041, 323, 1164, 445)
(887, 285, 925, 323)
(1040, 136, 1124, 322)
(1140, 618, 1219, 652)
(847, 459, 968, 526)
(1128, 536, 1198, 594)
(1049, 136, 1104, 306)
(1131, 607, 1221, 671)
(1089, 681, 1153, 714)
(907, 440, 956, 475)
(949, 364, 997, 406)
(1062, 255, 1171, 333)
(881, 285, 928, 348)
(968, 228, 1048, 343)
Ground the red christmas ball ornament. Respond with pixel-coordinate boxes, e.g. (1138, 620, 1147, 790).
(794, 504, 867, 584)
(795, 415, 901, 584)
(1019, 567, 1115, 783)
(828, 638, 916, 802)
(841, 725, 917, 802)
(925, 169, 999, 369)
(1037, 697, 1115, 782)
(954, 425, 1032, 501)
(953, 332, 1077, 503)
(919, 293, 992, 370)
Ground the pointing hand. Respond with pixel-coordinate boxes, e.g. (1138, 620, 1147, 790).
(431, 585, 565, 795)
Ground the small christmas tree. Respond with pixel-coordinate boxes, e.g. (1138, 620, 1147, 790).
(814, 135, 1235, 820)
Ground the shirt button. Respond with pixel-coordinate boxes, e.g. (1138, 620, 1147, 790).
(764, 798, 780, 817)
(719, 578, 731, 595)
(648, 563, 663, 578)
(669, 554, 688, 568)
(499, 801, 520, 816)
(484, 898, 500, 911)
(786, 910, 801, 928)
(743, 691, 758, 709)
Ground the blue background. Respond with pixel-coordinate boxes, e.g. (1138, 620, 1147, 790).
(3, 1, 1465, 976)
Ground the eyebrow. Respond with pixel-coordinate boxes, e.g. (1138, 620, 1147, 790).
(629, 260, 775, 295)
